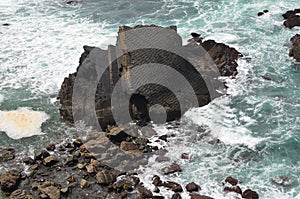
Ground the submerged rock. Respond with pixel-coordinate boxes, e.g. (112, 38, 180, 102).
(242, 189, 259, 199)
(162, 163, 182, 174)
(282, 9, 300, 29)
(225, 176, 238, 186)
(186, 182, 201, 192)
(272, 176, 293, 186)
(289, 34, 300, 62)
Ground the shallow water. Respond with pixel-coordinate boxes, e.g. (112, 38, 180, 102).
(0, 0, 299, 198)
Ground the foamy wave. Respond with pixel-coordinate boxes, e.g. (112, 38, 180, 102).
(0, 107, 49, 139)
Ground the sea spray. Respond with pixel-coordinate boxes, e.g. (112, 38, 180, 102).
(0, 107, 49, 139)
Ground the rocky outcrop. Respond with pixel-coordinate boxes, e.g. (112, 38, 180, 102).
(282, 9, 300, 29)
(0, 169, 22, 194)
(289, 34, 300, 62)
(58, 25, 242, 129)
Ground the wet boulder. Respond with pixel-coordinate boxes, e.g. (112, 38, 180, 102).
(289, 34, 300, 62)
(0, 148, 15, 162)
(282, 9, 300, 29)
(0, 169, 22, 194)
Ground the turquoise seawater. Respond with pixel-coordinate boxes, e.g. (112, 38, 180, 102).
(0, 0, 299, 198)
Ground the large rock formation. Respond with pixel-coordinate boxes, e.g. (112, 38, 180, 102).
(289, 34, 300, 62)
(58, 25, 242, 129)
(282, 9, 300, 29)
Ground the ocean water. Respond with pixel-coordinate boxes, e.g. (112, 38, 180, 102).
(0, 0, 299, 198)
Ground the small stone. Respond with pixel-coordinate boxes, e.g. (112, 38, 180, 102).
(60, 187, 69, 194)
(96, 170, 116, 185)
(9, 189, 27, 199)
(80, 179, 89, 189)
(181, 153, 190, 160)
(153, 186, 160, 193)
(171, 193, 182, 199)
(155, 155, 170, 162)
(120, 141, 139, 151)
(77, 163, 85, 169)
(224, 186, 242, 195)
(68, 182, 78, 188)
(0, 148, 15, 162)
(138, 186, 153, 198)
(34, 150, 50, 161)
(242, 189, 259, 199)
(2, 23, 10, 26)
(158, 134, 168, 142)
(85, 164, 95, 173)
(43, 156, 58, 166)
(21, 157, 34, 165)
(38, 185, 60, 199)
(73, 139, 83, 147)
(257, 12, 264, 16)
(0, 169, 22, 193)
(186, 182, 200, 192)
(191, 32, 201, 38)
(225, 176, 238, 186)
(66, 176, 76, 183)
(162, 163, 182, 174)
(163, 181, 183, 192)
(152, 175, 163, 186)
(46, 144, 56, 151)
(29, 164, 39, 171)
(263, 10, 269, 13)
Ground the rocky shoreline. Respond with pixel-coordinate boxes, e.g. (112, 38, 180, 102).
(1, 8, 299, 197)
(0, 126, 260, 199)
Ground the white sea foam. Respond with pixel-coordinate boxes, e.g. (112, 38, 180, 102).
(0, 107, 49, 139)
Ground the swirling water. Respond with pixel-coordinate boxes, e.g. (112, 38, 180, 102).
(0, 0, 299, 198)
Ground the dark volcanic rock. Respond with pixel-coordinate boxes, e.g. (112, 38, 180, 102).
(224, 186, 242, 195)
(186, 182, 200, 192)
(0, 148, 15, 162)
(58, 25, 242, 129)
(242, 189, 259, 199)
(282, 9, 300, 29)
(0, 169, 22, 194)
(200, 39, 242, 76)
(289, 34, 300, 62)
(171, 193, 182, 199)
(163, 181, 183, 192)
(96, 170, 116, 185)
(271, 176, 293, 186)
(138, 186, 153, 198)
(162, 163, 182, 174)
(257, 12, 264, 16)
(225, 176, 238, 186)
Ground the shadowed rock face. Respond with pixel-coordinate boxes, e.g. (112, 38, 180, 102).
(58, 25, 242, 129)
(289, 34, 300, 62)
(282, 9, 300, 29)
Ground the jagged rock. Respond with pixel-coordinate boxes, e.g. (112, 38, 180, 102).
(43, 156, 58, 166)
(138, 186, 153, 198)
(38, 183, 60, 199)
(242, 189, 259, 199)
(283, 9, 300, 29)
(46, 144, 56, 151)
(257, 12, 264, 16)
(181, 153, 190, 159)
(289, 34, 300, 62)
(225, 176, 238, 186)
(163, 181, 183, 192)
(0, 148, 15, 162)
(34, 150, 50, 161)
(120, 141, 139, 152)
(162, 163, 182, 174)
(96, 170, 116, 185)
(186, 182, 201, 192)
(58, 25, 242, 129)
(21, 157, 34, 165)
(73, 139, 83, 147)
(9, 189, 33, 199)
(152, 175, 163, 186)
(80, 179, 89, 189)
(0, 169, 22, 193)
(224, 186, 242, 195)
